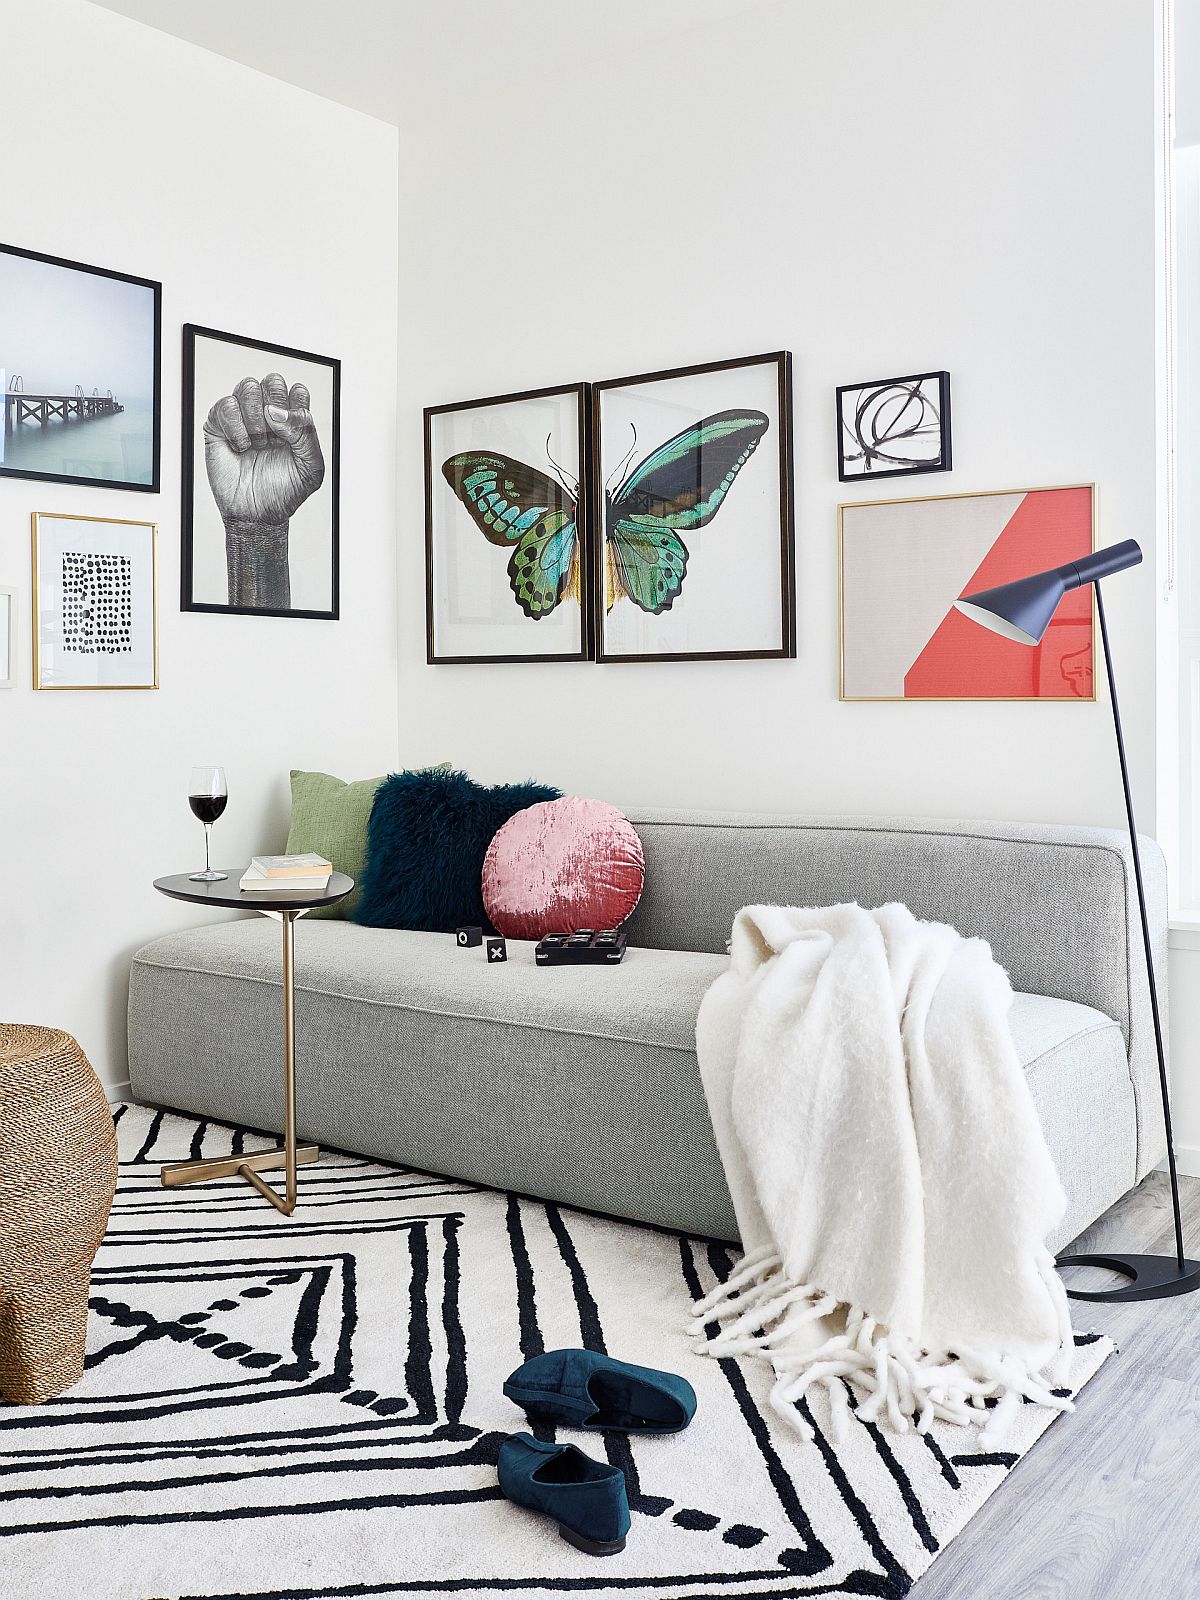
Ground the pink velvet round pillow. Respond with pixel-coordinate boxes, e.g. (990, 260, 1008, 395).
(481, 797, 644, 941)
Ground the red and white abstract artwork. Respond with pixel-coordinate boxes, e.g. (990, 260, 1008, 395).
(840, 484, 1095, 700)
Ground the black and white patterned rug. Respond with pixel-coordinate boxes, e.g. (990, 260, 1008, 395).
(1, 1104, 1110, 1599)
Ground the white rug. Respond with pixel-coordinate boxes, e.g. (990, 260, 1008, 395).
(1, 1104, 1111, 1599)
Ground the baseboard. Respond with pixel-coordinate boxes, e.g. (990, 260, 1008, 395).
(1162, 1146, 1200, 1179)
(106, 1079, 131, 1104)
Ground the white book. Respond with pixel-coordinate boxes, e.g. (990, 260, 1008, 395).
(239, 866, 331, 892)
(250, 852, 333, 879)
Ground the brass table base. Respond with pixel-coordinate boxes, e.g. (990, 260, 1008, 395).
(161, 1143, 320, 1215)
(157, 905, 317, 1216)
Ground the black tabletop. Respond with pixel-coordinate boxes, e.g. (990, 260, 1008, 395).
(153, 871, 354, 912)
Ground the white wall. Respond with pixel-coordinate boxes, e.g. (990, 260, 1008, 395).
(1169, 933, 1200, 1174)
(396, 0, 1200, 1170)
(0, 0, 1176, 1160)
(395, 0, 1160, 831)
(0, 0, 400, 1091)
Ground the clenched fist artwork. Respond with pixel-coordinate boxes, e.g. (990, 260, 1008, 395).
(183, 329, 339, 618)
(204, 373, 324, 609)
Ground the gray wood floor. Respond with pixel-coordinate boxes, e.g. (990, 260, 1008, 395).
(912, 1172, 1200, 1600)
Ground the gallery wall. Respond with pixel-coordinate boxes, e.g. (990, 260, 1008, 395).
(0, 0, 400, 1091)
(393, 0, 1161, 832)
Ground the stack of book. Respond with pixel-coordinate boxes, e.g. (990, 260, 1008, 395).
(239, 853, 333, 894)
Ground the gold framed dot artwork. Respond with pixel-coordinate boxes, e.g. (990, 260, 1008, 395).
(31, 511, 158, 690)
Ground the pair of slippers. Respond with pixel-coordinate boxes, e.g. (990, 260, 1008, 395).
(498, 1348, 698, 1556)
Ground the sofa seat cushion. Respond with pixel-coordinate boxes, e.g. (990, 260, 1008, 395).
(128, 921, 1132, 1246)
(134, 919, 727, 1050)
(129, 920, 733, 1238)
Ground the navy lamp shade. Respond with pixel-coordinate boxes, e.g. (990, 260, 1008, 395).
(953, 539, 1143, 645)
(951, 533, 1200, 1305)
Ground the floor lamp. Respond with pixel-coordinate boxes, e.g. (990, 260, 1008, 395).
(954, 538, 1200, 1302)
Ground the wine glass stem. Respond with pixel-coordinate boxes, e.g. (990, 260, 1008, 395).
(204, 823, 211, 875)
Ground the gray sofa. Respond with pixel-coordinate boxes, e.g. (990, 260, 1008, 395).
(128, 809, 1168, 1250)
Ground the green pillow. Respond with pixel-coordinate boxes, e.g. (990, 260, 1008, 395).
(285, 770, 385, 920)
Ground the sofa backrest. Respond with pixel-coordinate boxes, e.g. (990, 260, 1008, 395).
(624, 809, 1166, 1052)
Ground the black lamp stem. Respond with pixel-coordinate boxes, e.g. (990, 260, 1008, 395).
(958, 551, 1197, 1297)
(1094, 581, 1186, 1269)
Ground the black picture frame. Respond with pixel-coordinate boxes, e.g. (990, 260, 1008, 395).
(424, 381, 593, 664)
(181, 324, 341, 621)
(0, 241, 161, 493)
(835, 369, 952, 483)
(590, 351, 795, 664)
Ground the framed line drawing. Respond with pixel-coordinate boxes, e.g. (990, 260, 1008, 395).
(0, 586, 15, 688)
(32, 512, 159, 691)
(182, 324, 340, 620)
(838, 368, 953, 480)
(839, 483, 1096, 701)
(0, 241, 161, 492)
(425, 381, 591, 664)
(591, 352, 795, 663)
(835, 370, 951, 483)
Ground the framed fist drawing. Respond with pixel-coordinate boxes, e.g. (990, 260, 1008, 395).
(181, 324, 340, 619)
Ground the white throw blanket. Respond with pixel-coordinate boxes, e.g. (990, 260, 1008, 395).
(691, 902, 1076, 1448)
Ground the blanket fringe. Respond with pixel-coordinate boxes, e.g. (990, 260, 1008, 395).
(689, 1257, 1075, 1448)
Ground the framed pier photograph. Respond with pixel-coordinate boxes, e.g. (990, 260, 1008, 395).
(0, 242, 161, 492)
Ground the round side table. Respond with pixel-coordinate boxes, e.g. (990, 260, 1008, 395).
(153, 871, 352, 1216)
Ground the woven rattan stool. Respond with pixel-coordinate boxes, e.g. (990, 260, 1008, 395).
(0, 1025, 117, 1405)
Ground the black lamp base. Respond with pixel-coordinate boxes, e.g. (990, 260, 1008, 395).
(1056, 1251, 1200, 1302)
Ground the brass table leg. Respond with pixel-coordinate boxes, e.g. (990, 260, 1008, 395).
(281, 907, 298, 1213)
(160, 907, 318, 1213)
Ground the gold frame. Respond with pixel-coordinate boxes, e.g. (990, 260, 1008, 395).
(31, 511, 159, 691)
(838, 482, 1098, 703)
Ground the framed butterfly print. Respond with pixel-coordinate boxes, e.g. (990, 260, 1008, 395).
(425, 381, 592, 663)
(591, 352, 795, 662)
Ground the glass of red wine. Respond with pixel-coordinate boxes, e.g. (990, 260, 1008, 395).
(188, 765, 228, 882)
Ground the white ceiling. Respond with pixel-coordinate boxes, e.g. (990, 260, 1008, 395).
(87, 0, 772, 126)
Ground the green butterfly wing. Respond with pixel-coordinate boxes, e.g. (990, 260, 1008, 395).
(442, 452, 578, 619)
(605, 519, 688, 615)
(605, 410, 769, 613)
(614, 410, 769, 530)
(508, 513, 580, 620)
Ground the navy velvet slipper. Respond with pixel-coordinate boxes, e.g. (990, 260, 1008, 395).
(497, 1432, 630, 1556)
(503, 1348, 697, 1435)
